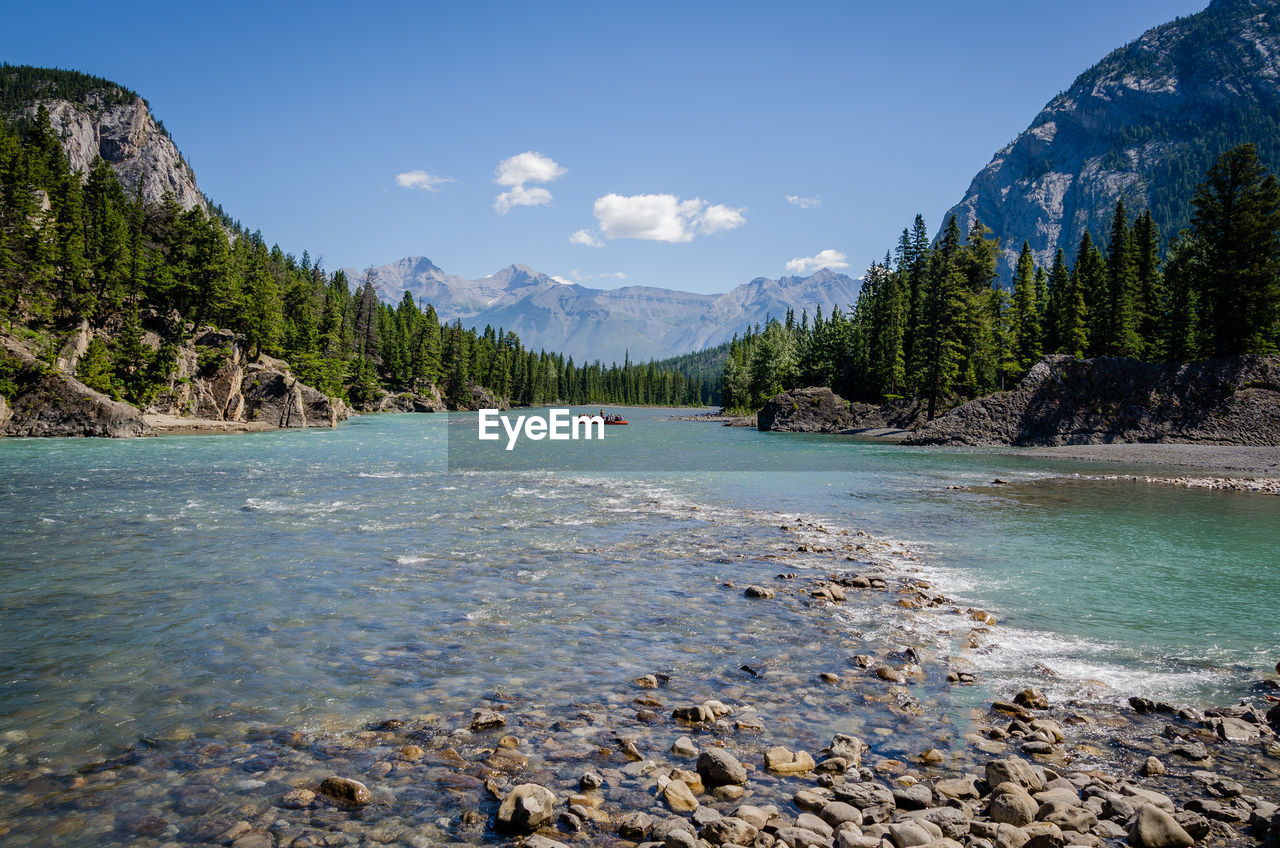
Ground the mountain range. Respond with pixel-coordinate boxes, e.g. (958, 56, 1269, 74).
(342, 258, 863, 364)
(941, 0, 1280, 282)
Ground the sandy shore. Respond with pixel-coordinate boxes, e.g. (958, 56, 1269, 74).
(143, 413, 273, 435)
(1018, 443, 1280, 475)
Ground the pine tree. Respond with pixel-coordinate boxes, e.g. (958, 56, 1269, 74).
(1189, 143, 1280, 356)
(1010, 241, 1042, 373)
(1132, 209, 1164, 358)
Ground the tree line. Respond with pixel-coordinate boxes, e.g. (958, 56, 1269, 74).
(722, 143, 1280, 416)
(0, 104, 702, 409)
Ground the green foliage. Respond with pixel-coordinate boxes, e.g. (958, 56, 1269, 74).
(76, 336, 118, 399)
(0, 350, 19, 401)
(0, 64, 140, 115)
(719, 144, 1280, 414)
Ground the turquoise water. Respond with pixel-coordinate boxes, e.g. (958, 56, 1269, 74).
(1, 408, 1278, 771)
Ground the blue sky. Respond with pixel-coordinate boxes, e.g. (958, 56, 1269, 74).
(3, 0, 1207, 294)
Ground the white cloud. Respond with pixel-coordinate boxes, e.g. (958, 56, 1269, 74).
(699, 203, 747, 235)
(558, 269, 627, 285)
(786, 194, 820, 209)
(592, 193, 746, 242)
(551, 275, 574, 285)
(786, 249, 850, 274)
(395, 170, 453, 191)
(570, 228, 604, 247)
(493, 151, 566, 214)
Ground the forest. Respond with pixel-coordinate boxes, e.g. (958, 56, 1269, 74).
(721, 143, 1280, 417)
(0, 102, 707, 410)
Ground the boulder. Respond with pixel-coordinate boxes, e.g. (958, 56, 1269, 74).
(496, 783, 556, 833)
(986, 758, 1045, 793)
(242, 369, 347, 428)
(697, 748, 748, 787)
(318, 776, 371, 806)
(701, 816, 759, 846)
(1127, 804, 1194, 848)
(765, 746, 816, 774)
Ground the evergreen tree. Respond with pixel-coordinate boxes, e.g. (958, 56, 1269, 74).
(1189, 142, 1280, 356)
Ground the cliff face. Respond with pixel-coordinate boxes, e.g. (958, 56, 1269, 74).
(940, 0, 1280, 282)
(32, 95, 204, 211)
(0, 324, 350, 438)
(903, 354, 1280, 446)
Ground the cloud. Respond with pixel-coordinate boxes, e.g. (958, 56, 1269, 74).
(699, 203, 747, 235)
(494, 151, 566, 213)
(785, 249, 850, 274)
(592, 193, 746, 243)
(786, 194, 820, 209)
(570, 228, 604, 247)
(551, 275, 574, 285)
(395, 170, 453, 191)
(559, 269, 627, 284)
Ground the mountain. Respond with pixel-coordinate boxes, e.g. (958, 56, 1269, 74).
(940, 0, 1280, 282)
(345, 260, 863, 364)
(0, 64, 203, 210)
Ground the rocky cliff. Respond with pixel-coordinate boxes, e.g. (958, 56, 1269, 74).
(1, 66, 203, 210)
(0, 335, 152, 438)
(940, 0, 1280, 282)
(0, 324, 350, 437)
(152, 328, 351, 429)
(903, 354, 1280, 446)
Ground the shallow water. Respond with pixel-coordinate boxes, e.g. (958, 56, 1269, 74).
(0, 409, 1277, 841)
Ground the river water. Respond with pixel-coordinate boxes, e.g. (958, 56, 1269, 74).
(1, 409, 1277, 843)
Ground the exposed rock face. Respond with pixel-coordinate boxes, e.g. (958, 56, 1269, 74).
(149, 328, 349, 428)
(904, 354, 1280, 446)
(0, 338, 151, 438)
(241, 369, 348, 428)
(30, 95, 203, 211)
(758, 388, 929, 433)
(940, 0, 1280, 282)
(370, 386, 445, 413)
(758, 387, 855, 432)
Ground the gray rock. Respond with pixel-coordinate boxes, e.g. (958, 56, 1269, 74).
(0, 340, 152, 438)
(986, 758, 1045, 793)
(1037, 801, 1096, 834)
(903, 354, 1280, 448)
(698, 748, 749, 787)
(991, 786, 1038, 827)
(820, 802, 863, 828)
(796, 814, 835, 838)
(1127, 804, 1194, 848)
(829, 734, 866, 768)
(496, 783, 556, 833)
(774, 825, 836, 847)
(618, 811, 655, 839)
(318, 776, 371, 806)
(702, 816, 760, 846)
(889, 822, 936, 848)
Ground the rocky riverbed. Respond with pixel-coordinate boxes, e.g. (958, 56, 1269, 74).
(0, 522, 1277, 848)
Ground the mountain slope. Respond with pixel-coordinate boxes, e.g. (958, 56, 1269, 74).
(940, 0, 1280, 282)
(345, 260, 862, 363)
(0, 64, 203, 210)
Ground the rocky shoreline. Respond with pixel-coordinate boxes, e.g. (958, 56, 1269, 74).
(1, 522, 1276, 848)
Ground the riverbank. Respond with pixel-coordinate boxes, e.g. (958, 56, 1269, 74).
(142, 413, 275, 435)
(0, 518, 1276, 848)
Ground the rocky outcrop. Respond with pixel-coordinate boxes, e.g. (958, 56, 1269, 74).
(758, 387, 857, 432)
(0, 338, 151, 438)
(904, 354, 1280, 446)
(758, 387, 929, 433)
(151, 327, 350, 429)
(939, 0, 1280, 282)
(455, 383, 508, 412)
(368, 385, 446, 413)
(241, 369, 348, 428)
(31, 95, 203, 211)
(0, 324, 349, 438)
